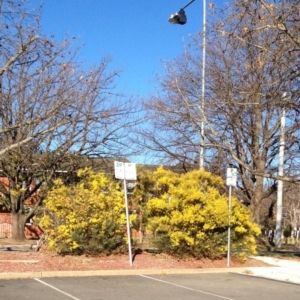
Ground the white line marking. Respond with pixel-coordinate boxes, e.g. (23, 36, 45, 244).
(140, 275, 236, 300)
(34, 278, 82, 300)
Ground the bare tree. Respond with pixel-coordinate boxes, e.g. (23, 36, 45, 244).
(256, 0, 300, 49)
(282, 183, 300, 230)
(0, 0, 138, 240)
(140, 0, 300, 223)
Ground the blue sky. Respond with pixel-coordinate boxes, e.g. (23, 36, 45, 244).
(31, 0, 223, 99)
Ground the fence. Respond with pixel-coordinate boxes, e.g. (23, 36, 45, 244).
(0, 223, 12, 238)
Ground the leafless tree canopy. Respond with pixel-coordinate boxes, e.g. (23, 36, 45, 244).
(0, 0, 139, 239)
(140, 0, 300, 223)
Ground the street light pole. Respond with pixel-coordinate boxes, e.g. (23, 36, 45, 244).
(168, 0, 206, 169)
(274, 104, 285, 249)
(274, 92, 291, 249)
(199, 0, 206, 169)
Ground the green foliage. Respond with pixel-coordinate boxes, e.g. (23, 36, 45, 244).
(138, 167, 260, 259)
(283, 227, 291, 238)
(38, 168, 134, 255)
(70, 221, 127, 255)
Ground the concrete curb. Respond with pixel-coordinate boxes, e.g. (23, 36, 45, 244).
(0, 267, 249, 280)
(0, 245, 36, 251)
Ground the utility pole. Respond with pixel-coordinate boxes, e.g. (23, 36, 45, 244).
(274, 92, 291, 248)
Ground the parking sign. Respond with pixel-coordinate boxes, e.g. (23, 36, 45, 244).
(114, 161, 137, 180)
(226, 168, 237, 187)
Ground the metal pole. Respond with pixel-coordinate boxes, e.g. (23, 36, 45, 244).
(199, 0, 206, 169)
(275, 105, 286, 248)
(227, 185, 232, 267)
(123, 178, 133, 266)
(182, 0, 196, 10)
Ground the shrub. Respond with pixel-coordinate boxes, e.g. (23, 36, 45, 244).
(139, 167, 260, 259)
(38, 168, 135, 255)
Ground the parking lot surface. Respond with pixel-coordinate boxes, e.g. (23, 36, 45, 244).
(1, 273, 300, 300)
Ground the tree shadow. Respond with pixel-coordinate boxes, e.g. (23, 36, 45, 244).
(132, 248, 143, 263)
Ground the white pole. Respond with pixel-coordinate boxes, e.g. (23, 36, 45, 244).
(123, 178, 133, 266)
(275, 105, 286, 248)
(227, 185, 232, 267)
(199, 0, 206, 169)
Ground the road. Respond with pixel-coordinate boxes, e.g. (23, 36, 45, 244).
(0, 273, 299, 300)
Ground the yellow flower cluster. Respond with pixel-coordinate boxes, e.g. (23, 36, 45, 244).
(39, 168, 134, 254)
(137, 166, 260, 259)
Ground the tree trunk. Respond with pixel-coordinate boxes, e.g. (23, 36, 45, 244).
(251, 174, 265, 225)
(251, 200, 262, 225)
(11, 211, 26, 241)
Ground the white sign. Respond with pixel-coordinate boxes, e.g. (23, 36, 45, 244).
(124, 163, 137, 180)
(114, 161, 124, 179)
(226, 168, 237, 187)
(114, 161, 137, 180)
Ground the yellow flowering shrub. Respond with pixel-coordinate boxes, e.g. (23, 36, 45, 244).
(138, 167, 260, 259)
(38, 168, 133, 255)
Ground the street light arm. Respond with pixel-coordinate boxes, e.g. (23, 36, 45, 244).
(182, 0, 196, 10)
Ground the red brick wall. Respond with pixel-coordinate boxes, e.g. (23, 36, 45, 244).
(0, 213, 11, 224)
(0, 213, 12, 237)
(0, 176, 43, 239)
(0, 176, 9, 191)
(0, 214, 44, 239)
(25, 224, 44, 239)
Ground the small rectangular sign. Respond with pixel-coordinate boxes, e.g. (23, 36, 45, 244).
(114, 161, 125, 179)
(226, 168, 237, 187)
(114, 161, 137, 180)
(124, 163, 137, 180)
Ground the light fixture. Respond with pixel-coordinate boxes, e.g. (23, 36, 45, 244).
(168, 9, 187, 25)
(168, 0, 196, 25)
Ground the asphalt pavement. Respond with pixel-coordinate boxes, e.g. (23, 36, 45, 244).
(2, 273, 300, 300)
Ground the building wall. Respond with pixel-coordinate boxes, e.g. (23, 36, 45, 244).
(0, 213, 12, 237)
(0, 176, 12, 237)
(0, 213, 43, 239)
(24, 224, 44, 239)
(0, 176, 43, 239)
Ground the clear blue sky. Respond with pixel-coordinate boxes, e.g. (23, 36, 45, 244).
(31, 0, 223, 98)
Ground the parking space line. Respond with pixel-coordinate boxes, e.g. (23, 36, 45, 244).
(139, 275, 236, 300)
(34, 278, 82, 300)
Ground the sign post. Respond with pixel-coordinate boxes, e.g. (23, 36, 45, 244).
(114, 162, 137, 266)
(226, 168, 237, 267)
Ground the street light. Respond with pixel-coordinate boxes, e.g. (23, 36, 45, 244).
(168, 9, 187, 25)
(168, 0, 196, 25)
(168, 0, 206, 169)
